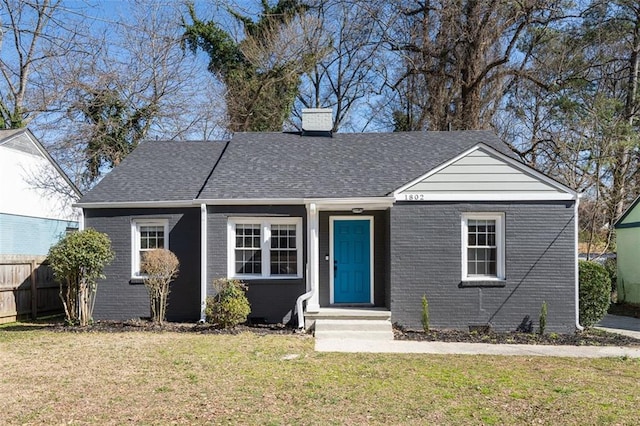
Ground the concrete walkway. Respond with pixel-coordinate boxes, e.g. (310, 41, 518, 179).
(314, 314, 640, 358)
(595, 314, 640, 340)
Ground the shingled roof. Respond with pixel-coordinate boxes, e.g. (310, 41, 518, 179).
(197, 130, 510, 199)
(79, 140, 227, 203)
(80, 130, 513, 203)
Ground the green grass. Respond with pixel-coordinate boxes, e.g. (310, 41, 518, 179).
(0, 328, 639, 424)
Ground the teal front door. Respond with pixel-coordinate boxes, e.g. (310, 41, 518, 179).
(333, 219, 371, 304)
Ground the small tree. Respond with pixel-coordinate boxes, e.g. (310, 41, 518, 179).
(48, 229, 114, 326)
(421, 295, 430, 332)
(140, 249, 179, 325)
(539, 301, 548, 335)
(579, 260, 612, 328)
(206, 278, 251, 328)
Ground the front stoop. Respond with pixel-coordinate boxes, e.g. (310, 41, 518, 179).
(308, 308, 393, 341)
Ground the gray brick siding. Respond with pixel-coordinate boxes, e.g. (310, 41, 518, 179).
(206, 205, 306, 324)
(85, 208, 201, 321)
(390, 201, 576, 332)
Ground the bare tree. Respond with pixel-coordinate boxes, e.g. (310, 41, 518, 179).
(495, 0, 640, 256)
(0, 0, 91, 129)
(32, 1, 226, 189)
(385, 0, 564, 131)
(184, 0, 325, 132)
(293, 0, 388, 132)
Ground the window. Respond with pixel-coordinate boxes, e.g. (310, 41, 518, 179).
(461, 213, 504, 280)
(235, 224, 262, 274)
(228, 217, 302, 279)
(131, 219, 169, 278)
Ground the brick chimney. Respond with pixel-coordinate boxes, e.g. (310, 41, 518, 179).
(301, 108, 333, 134)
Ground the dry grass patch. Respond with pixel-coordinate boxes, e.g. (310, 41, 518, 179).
(0, 329, 638, 425)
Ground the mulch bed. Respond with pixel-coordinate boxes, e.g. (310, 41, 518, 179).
(394, 325, 640, 347)
(10, 316, 640, 347)
(49, 319, 300, 335)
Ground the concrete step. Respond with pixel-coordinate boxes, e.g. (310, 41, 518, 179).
(315, 319, 392, 332)
(306, 307, 391, 321)
(314, 317, 394, 341)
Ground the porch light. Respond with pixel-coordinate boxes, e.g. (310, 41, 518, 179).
(351, 208, 364, 214)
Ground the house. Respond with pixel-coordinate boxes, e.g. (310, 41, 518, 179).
(77, 109, 580, 332)
(614, 195, 640, 304)
(0, 129, 81, 256)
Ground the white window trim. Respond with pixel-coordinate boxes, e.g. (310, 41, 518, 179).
(227, 217, 303, 280)
(461, 213, 505, 281)
(131, 219, 169, 279)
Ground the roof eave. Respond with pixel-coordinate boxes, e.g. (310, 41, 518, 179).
(75, 200, 196, 209)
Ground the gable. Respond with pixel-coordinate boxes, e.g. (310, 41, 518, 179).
(615, 194, 640, 228)
(0, 130, 80, 221)
(395, 145, 576, 201)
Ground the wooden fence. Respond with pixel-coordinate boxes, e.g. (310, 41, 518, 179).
(0, 255, 64, 324)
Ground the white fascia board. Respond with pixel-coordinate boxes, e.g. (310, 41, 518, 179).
(77, 196, 396, 209)
(306, 197, 395, 210)
(198, 197, 395, 209)
(393, 143, 580, 199)
(75, 200, 196, 209)
(396, 192, 576, 202)
(197, 198, 304, 205)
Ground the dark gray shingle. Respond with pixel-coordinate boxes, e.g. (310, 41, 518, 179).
(79, 140, 227, 203)
(197, 130, 510, 199)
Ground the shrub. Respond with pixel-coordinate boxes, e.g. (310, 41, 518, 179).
(603, 257, 617, 294)
(539, 301, 547, 335)
(140, 249, 179, 325)
(48, 229, 114, 326)
(579, 260, 611, 328)
(421, 295, 429, 332)
(206, 278, 251, 328)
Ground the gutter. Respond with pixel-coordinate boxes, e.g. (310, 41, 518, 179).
(74, 200, 195, 209)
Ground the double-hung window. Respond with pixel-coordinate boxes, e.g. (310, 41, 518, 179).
(131, 219, 169, 278)
(228, 217, 302, 279)
(461, 213, 504, 280)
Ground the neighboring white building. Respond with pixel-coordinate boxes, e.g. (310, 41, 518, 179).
(0, 129, 81, 255)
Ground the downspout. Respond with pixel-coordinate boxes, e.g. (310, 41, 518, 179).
(296, 290, 313, 329)
(575, 195, 583, 331)
(297, 202, 319, 329)
(79, 208, 85, 231)
(200, 203, 207, 323)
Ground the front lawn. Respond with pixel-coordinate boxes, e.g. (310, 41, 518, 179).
(1, 327, 638, 425)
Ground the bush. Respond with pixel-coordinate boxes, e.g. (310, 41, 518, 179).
(48, 229, 114, 326)
(579, 260, 611, 328)
(140, 249, 179, 325)
(205, 278, 251, 328)
(603, 257, 617, 294)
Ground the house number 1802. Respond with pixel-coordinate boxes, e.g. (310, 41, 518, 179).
(405, 194, 425, 201)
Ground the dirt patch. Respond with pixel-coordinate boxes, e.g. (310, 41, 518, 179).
(394, 325, 640, 346)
